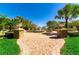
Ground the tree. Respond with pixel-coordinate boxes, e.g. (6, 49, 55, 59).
(46, 20, 58, 30)
(69, 20, 79, 31)
(0, 15, 38, 31)
(69, 20, 79, 28)
(6, 19, 15, 31)
(6, 16, 25, 30)
(0, 15, 9, 30)
(55, 4, 79, 28)
(30, 24, 37, 30)
(11, 16, 26, 29)
(41, 26, 47, 31)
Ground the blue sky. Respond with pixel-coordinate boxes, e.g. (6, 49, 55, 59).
(0, 3, 66, 26)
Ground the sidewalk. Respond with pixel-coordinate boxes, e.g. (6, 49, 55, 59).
(17, 32, 65, 55)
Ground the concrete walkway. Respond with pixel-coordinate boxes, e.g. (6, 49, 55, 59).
(17, 32, 65, 55)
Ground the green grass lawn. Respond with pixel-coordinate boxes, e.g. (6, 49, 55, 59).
(61, 37, 79, 55)
(0, 39, 20, 55)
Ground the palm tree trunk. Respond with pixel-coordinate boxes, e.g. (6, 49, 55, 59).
(65, 18, 68, 28)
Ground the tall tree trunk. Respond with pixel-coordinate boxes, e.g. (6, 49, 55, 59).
(9, 25, 12, 31)
(65, 18, 68, 28)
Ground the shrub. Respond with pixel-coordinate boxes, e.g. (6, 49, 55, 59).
(46, 28, 52, 32)
(68, 32, 79, 37)
(67, 28, 77, 31)
(4, 32, 14, 39)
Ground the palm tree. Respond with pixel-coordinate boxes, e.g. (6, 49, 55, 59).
(55, 4, 79, 28)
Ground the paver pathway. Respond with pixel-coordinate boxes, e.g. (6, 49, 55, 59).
(17, 32, 65, 55)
